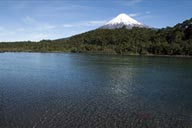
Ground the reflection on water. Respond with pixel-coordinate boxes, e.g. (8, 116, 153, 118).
(0, 53, 192, 128)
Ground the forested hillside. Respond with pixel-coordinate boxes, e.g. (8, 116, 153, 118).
(0, 18, 192, 55)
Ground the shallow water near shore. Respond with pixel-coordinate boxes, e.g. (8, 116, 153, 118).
(0, 53, 192, 128)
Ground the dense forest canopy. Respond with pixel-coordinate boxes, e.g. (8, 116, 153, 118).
(0, 18, 192, 55)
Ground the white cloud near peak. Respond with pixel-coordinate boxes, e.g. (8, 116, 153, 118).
(88, 20, 106, 24)
(128, 13, 140, 17)
(63, 20, 106, 28)
(63, 24, 75, 28)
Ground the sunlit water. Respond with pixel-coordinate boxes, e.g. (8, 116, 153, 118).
(0, 53, 192, 128)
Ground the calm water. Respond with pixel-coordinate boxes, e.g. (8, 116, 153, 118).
(0, 53, 192, 128)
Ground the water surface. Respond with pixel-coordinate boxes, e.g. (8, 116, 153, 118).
(0, 53, 192, 128)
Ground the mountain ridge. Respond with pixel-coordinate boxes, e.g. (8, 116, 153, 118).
(100, 13, 148, 29)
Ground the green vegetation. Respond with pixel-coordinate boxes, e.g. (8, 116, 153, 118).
(0, 18, 192, 55)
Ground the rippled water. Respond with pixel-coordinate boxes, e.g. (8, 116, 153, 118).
(0, 53, 192, 128)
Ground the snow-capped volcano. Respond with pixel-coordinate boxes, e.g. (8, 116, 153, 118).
(100, 13, 147, 29)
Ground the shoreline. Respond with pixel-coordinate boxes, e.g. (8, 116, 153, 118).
(0, 51, 192, 58)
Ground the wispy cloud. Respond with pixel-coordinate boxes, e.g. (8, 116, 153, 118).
(43, 24, 57, 30)
(2, 17, 106, 41)
(136, 11, 153, 21)
(86, 20, 107, 26)
(128, 0, 143, 5)
(0, 31, 15, 37)
(63, 20, 106, 28)
(10, 1, 92, 18)
(16, 28, 26, 32)
(137, 15, 153, 20)
(32, 33, 49, 40)
(145, 11, 151, 14)
(88, 20, 106, 24)
(0, 16, 57, 41)
(0, 16, 106, 41)
(128, 13, 140, 17)
(63, 24, 74, 28)
(115, 0, 143, 6)
(22, 16, 57, 30)
(0, 27, 4, 31)
(23, 16, 39, 25)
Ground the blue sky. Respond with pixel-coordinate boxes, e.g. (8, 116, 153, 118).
(0, 0, 191, 42)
